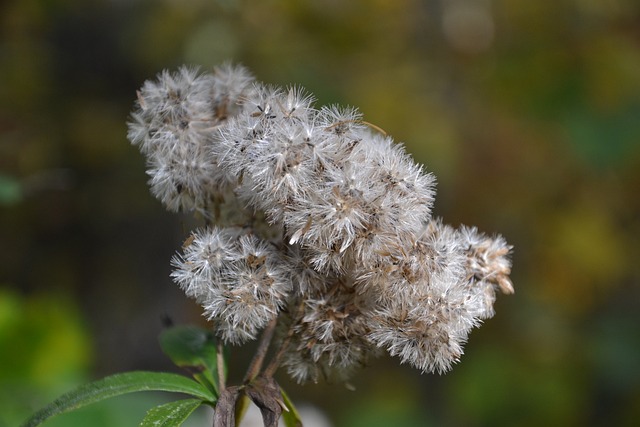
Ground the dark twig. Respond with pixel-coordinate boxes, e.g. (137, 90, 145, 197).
(243, 316, 278, 383)
(263, 301, 305, 378)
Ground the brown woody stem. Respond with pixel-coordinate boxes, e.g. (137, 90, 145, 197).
(263, 301, 305, 378)
(243, 316, 278, 383)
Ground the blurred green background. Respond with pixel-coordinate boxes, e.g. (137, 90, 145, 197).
(1, 0, 639, 426)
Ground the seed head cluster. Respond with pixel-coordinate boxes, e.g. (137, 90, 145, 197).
(128, 63, 514, 382)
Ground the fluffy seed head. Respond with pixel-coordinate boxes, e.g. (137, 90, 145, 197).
(129, 63, 514, 382)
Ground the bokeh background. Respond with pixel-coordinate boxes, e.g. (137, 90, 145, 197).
(1, 0, 639, 426)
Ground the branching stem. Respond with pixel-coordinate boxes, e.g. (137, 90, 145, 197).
(263, 301, 305, 378)
(243, 316, 278, 383)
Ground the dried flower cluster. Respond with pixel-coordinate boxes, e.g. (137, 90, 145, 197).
(127, 64, 513, 383)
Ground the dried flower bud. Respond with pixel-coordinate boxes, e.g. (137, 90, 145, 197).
(171, 227, 292, 344)
(128, 64, 255, 212)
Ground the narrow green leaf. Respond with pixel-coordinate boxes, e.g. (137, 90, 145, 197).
(159, 325, 223, 397)
(139, 398, 203, 427)
(21, 371, 215, 427)
(233, 393, 251, 427)
(281, 388, 303, 427)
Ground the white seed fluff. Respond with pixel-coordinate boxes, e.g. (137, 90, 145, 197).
(128, 63, 514, 381)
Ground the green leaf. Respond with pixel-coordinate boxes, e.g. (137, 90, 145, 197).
(280, 388, 303, 427)
(233, 393, 251, 427)
(139, 398, 203, 427)
(159, 325, 224, 397)
(21, 371, 215, 427)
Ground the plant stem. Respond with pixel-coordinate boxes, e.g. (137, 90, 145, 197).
(217, 340, 226, 392)
(263, 301, 304, 378)
(243, 316, 278, 383)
